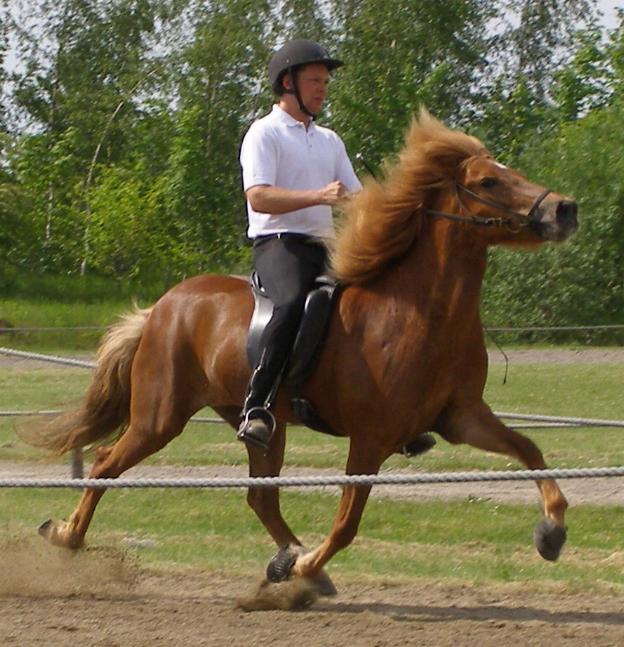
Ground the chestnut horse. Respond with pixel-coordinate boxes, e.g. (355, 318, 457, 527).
(31, 111, 577, 594)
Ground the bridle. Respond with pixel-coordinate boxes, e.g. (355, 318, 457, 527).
(355, 152, 552, 232)
(425, 182, 552, 232)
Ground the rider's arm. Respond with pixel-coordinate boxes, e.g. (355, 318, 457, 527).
(246, 182, 346, 215)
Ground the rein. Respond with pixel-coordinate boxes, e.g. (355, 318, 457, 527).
(425, 183, 552, 231)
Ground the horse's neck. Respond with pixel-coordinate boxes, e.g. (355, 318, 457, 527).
(380, 219, 488, 323)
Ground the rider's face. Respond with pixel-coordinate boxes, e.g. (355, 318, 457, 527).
(285, 63, 331, 115)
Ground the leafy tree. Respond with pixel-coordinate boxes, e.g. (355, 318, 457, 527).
(7, 0, 162, 273)
(552, 25, 612, 121)
(159, 0, 273, 274)
(482, 103, 624, 332)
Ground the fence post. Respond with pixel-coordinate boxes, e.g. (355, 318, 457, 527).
(71, 448, 84, 479)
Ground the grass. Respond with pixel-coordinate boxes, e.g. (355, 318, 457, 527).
(0, 298, 138, 351)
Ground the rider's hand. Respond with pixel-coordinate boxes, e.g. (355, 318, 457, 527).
(318, 181, 348, 206)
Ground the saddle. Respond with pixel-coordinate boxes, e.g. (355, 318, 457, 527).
(246, 272, 341, 436)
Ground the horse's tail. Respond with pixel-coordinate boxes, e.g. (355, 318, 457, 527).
(18, 306, 152, 455)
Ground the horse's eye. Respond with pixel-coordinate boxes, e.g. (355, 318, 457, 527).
(480, 177, 497, 188)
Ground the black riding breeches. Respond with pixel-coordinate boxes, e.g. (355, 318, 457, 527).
(251, 233, 327, 387)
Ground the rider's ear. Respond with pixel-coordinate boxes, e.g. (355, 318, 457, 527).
(282, 73, 293, 91)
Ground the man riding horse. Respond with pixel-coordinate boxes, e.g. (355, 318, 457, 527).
(237, 39, 362, 449)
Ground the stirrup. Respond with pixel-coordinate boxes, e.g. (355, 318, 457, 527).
(237, 407, 277, 451)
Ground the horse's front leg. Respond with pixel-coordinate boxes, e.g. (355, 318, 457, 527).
(290, 481, 373, 579)
(440, 401, 568, 561)
(276, 440, 385, 581)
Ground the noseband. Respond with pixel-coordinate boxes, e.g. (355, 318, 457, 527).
(426, 183, 552, 231)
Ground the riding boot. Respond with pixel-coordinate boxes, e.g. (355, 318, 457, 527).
(237, 350, 282, 451)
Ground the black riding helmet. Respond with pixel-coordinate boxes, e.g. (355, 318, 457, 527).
(268, 39, 343, 117)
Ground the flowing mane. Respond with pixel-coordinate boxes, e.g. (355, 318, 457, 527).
(330, 109, 489, 284)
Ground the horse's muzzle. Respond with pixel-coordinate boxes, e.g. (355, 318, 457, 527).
(531, 199, 578, 242)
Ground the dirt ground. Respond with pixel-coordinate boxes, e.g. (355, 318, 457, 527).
(0, 537, 623, 647)
(1, 348, 623, 645)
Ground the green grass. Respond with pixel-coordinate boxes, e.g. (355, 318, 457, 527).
(0, 298, 138, 351)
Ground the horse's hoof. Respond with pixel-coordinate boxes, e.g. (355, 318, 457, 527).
(38, 519, 54, 539)
(38, 518, 82, 549)
(266, 546, 298, 583)
(534, 518, 567, 561)
(312, 570, 338, 597)
(401, 433, 437, 457)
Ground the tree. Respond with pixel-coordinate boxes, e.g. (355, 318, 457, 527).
(327, 0, 494, 173)
(7, 0, 162, 273)
(158, 0, 273, 274)
(475, 0, 598, 159)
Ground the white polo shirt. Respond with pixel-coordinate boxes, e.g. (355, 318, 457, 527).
(240, 104, 361, 239)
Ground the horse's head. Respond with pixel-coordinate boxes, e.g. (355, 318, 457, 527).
(451, 156, 578, 245)
(332, 110, 579, 284)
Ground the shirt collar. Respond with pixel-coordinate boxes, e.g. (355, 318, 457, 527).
(272, 104, 315, 130)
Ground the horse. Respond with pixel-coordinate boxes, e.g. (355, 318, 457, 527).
(28, 110, 577, 601)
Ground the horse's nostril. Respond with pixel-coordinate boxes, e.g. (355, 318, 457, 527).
(556, 200, 578, 226)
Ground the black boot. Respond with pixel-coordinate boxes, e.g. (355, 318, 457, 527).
(401, 433, 437, 457)
(237, 406, 276, 451)
(237, 351, 281, 451)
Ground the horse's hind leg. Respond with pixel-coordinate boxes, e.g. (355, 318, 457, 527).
(40, 416, 186, 549)
(440, 402, 568, 561)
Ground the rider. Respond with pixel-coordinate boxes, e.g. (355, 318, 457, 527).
(237, 39, 362, 450)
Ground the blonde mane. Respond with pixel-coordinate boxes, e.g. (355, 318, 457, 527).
(330, 109, 489, 284)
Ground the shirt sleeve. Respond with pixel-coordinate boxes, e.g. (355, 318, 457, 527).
(240, 122, 278, 191)
(335, 136, 362, 193)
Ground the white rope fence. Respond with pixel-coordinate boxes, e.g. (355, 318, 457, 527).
(0, 347, 96, 369)
(3, 466, 624, 489)
(3, 408, 624, 429)
(0, 410, 224, 424)
(3, 409, 623, 430)
(494, 412, 624, 428)
(0, 326, 105, 332)
(3, 345, 624, 429)
(486, 324, 624, 332)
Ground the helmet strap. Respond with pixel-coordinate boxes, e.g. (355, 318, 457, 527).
(286, 66, 317, 120)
